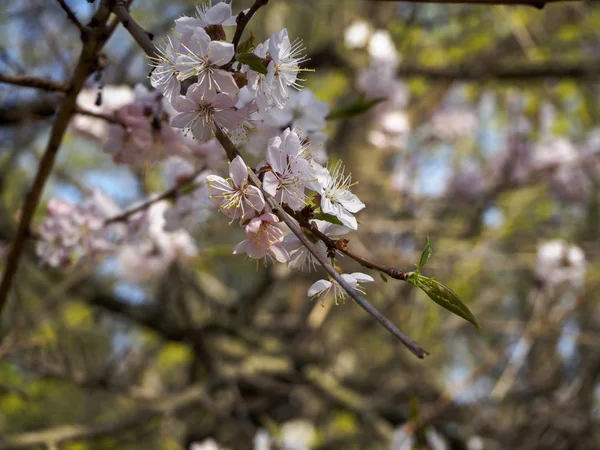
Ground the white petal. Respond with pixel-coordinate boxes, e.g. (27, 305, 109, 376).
(351, 273, 374, 283)
(207, 41, 235, 66)
(308, 279, 331, 297)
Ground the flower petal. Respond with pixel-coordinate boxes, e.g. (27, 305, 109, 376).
(262, 172, 279, 197)
(207, 41, 235, 66)
(308, 279, 331, 297)
(351, 273, 374, 283)
(229, 156, 248, 187)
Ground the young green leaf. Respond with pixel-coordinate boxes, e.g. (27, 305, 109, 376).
(236, 32, 256, 54)
(408, 273, 480, 330)
(313, 212, 344, 226)
(417, 235, 432, 271)
(379, 272, 388, 282)
(327, 95, 387, 120)
(236, 53, 268, 75)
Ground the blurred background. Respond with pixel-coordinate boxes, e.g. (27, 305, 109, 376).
(1, 0, 600, 448)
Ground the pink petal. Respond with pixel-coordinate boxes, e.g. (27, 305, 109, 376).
(245, 185, 266, 212)
(229, 156, 248, 187)
(171, 111, 197, 129)
(211, 70, 239, 96)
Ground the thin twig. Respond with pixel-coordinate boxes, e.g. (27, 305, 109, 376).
(0, 74, 68, 92)
(74, 107, 124, 125)
(55, 0, 85, 34)
(214, 128, 429, 359)
(111, 1, 158, 59)
(231, 0, 269, 51)
(104, 169, 204, 224)
(0, 1, 115, 321)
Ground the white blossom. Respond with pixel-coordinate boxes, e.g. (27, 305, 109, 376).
(307, 272, 374, 305)
(205, 155, 265, 221)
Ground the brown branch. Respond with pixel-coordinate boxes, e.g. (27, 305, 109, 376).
(231, 0, 269, 50)
(74, 107, 124, 125)
(55, 0, 85, 34)
(0, 2, 115, 321)
(104, 169, 204, 224)
(111, 1, 158, 59)
(396, 61, 600, 81)
(0, 73, 68, 92)
(283, 206, 411, 281)
(214, 128, 429, 359)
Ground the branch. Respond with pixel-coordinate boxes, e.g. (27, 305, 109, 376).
(104, 169, 204, 225)
(0, 73, 68, 92)
(214, 128, 429, 359)
(55, 0, 85, 34)
(0, 1, 115, 320)
(111, 3, 429, 359)
(231, 0, 269, 50)
(111, 1, 158, 59)
(396, 61, 600, 81)
(0, 384, 212, 450)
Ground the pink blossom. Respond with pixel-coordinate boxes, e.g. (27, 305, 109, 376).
(171, 84, 243, 141)
(205, 156, 265, 221)
(233, 213, 289, 262)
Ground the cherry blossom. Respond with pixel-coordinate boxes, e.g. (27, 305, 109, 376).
(535, 240, 586, 288)
(262, 128, 312, 211)
(176, 27, 238, 98)
(205, 155, 265, 221)
(247, 29, 308, 111)
(307, 272, 374, 305)
(312, 161, 365, 230)
(233, 213, 289, 262)
(171, 84, 243, 141)
(175, 1, 239, 39)
(149, 33, 181, 101)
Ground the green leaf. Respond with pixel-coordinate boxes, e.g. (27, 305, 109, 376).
(417, 235, 432, 271)
(379, 272, 388, 282)
(327, 95, 387, 120)
(236, 53, 268, 75)
(236, 33, 256, 54)
(313, 212, 344, 226)
(408, 273, 480, 330)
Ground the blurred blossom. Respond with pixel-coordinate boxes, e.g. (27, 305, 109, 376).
(428, 109, 478, 141)
(368, 110, 410, 149)
(37, 191, 124, 268)
(533, 137, 577, 169)
(447, 168, 489, 202)
(369, 29, 399, 66)
(280, 420, 316, 450)
(253, 429, 272, 450)
(117, 202, 198, 282)
(535, 240, 586, 289)
(190, 438, 223, 450)
(344, 20, 371, 48)
(390, 425, 448, 450)
(72, 85, 135, 142)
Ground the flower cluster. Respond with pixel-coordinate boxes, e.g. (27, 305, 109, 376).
(38, 0, 378, 305)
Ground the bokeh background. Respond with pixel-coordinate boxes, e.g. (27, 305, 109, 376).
(1, 0, 600, 449)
